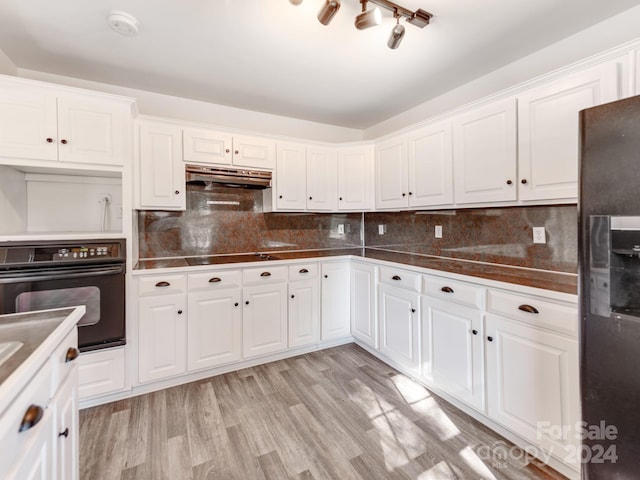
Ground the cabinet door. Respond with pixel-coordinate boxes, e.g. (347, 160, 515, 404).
(351, 263, 376, 348)
(321, 262, 351, 340)
(54, 367, 79, 480)
(422, 297, 484, 410)
(289, 278, 320, 348)
(485, 314, 580, 459)
(408, 121, 454, 208)
(183, 128, 232, 165)
(0, 87, 57, 161)
(232, 135, 275, 169)
(338, 146, 372, 211)
(7, 411, 54, 480)
(243, 283, 288, 358)
(187, 288, 242, 371)
(275, 143, 307, 210)
(378, 284, 419, 371)
(307, 147, 338, 211)
(57, 96, 128, 166)
(138, 293, 187, 383)
(518, 63, 619, 201)
(453, 99, 517, 204)
(375, 137, 409, 209)
(138, 122, 185, 210)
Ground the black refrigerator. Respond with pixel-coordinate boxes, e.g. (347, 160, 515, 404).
(579, 94, 640, 479)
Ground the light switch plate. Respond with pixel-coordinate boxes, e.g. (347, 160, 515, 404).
(435, 225, 442, 238)
(378, 224, 386, 235)
(337, 224, 345, 235)
(533, 227, 546, 244)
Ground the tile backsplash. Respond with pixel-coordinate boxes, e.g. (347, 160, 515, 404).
(137, 185, 362, 258)
(138, 186, 577, 274)
(364, 205, 577, 273)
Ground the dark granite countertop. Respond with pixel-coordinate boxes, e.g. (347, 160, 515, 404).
(135, 247, 577, 295)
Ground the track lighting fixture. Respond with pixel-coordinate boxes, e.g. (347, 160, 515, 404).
(387, 10, 405, 49)
(354, 1, 382, 30)
(291, 0, 432, 49)
(317, 0, 341, 26)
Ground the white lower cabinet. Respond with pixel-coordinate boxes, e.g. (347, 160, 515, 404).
(320, 262, 351, 341)
(187, 288, 242, 371)
(288, 277, 320, 348)
(53, 368, 79, 480)
(485, 313, 580, 464)
(77, 347, 126, 400)
(138, 293, 187, 383)
(378, 284, 420, 371)
(421, 297, 484, 411)
(243, 283, 288, 358)
(351, 262, 376, 348)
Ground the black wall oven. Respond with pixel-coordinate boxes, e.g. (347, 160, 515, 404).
(0, 239, 126, 352)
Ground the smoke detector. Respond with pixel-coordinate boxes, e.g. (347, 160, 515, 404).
(107, 11, 139, 37)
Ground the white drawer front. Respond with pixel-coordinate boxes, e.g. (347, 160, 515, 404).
(379, 267, 422, 292)
(487, 289, 578, 336)
(188, 270, 242, 291)
(424, 277, 484, 310)
(289, 263, 319, 281)
(78, 347, 126, 399)
(138, 274, 187, 296)
(243, 266, 288, 285)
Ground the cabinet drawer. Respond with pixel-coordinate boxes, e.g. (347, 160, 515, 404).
(188, 270, 242, 291)
(0, 360, 52, 477)
(486, 289, 578, 336)
(379, 267, 422, 292)
(78, 347, 126, 399)
(50, 327, 79, 397)
(424, 277, 484, 310)
(243, 266, 288, 285)
(289, 263, 318, 281)
(138, 274, 187, 296)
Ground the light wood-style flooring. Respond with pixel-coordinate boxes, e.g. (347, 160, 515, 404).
(80, 344, 567, 480)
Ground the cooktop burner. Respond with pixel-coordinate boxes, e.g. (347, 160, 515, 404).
(185, 253, 281, 266)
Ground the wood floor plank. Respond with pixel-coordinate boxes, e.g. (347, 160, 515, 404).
(80, 344, 567, 480)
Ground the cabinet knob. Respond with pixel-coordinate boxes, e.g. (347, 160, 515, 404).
(155, 281, 170, 287)
(411, 308, 416, 313)
(19, 405, 44, 432)
(65, 347, 80, 363)
(177, 310, 183, 315)
(299, 268, 309, 274)
(521, 179, 528, 185)
(324, 274, 328, 279)
(260, 272, 271, 277)
(441, 286, 454, 293)
(518, 304, 539, 314)
(59, 427, 70, 438)
(409, 192, 413, 196)
(506, 180, 513, 185)
(487, 336, 494, 342)
(245, 301, 250, 305)
(234, 302, 239, 307)
(60, 139, 68, 145)
(291, 294, 295, 299)
(46, 137, 53, 143)
(402, 193, 406, 197)
(279, 195, 283, 199)
(392, 275, 401, 281)
(234, 150, 239, 155)
(208, 277, 222, 283)
(225, 149, 230, 153)
(472, 329, 478, 335)
(309, 196, 313, 200)
(174, 190, 180, 195)
(339, 197, 343, 201)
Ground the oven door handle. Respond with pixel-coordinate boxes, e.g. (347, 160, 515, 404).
(0, 265, 125, 283)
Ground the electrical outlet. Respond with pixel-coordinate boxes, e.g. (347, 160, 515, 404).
(337, 224, 345, 235)
(533, 227, 546, 244)
(378, 224, 386, 235)
(435, 225, 443, 238)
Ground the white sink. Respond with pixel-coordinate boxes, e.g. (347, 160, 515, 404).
(0, 341, 23, 367)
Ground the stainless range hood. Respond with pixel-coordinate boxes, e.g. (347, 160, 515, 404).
(185, 164, 272, 189)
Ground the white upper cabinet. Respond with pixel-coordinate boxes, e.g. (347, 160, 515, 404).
(138, 121, 185, 210)
(0, 82, 130, 166)
(453, 98, 517, 205)
(408, 120, 454, 208)
(275, 143, 307, 211)
(517, 62, 620, 202)
(307, 147, 338, 211)
(182, 127, 275, 170)
(337, 146, 373, 211)
(375, 136, 409, 209)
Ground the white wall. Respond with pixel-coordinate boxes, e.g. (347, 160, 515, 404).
(25, 174, 123, 233)
(0, 47, 16, 76)
(363, 6, 640, 139)
(0, 166, 27, 233)
(16, 69, 364, 144)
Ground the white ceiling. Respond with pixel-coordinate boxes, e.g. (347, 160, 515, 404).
(0, 0, 638, 129)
